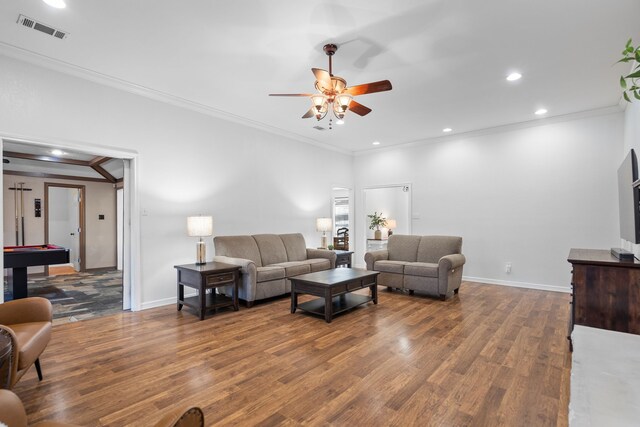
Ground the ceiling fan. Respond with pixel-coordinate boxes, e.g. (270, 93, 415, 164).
(269, 43, 392, 126)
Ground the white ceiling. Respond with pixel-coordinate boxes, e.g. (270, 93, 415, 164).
(0, 0, 639, 153)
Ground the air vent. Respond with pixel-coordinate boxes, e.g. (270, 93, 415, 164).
(17, 14, 69, 40)
(313, 126, 326, 131)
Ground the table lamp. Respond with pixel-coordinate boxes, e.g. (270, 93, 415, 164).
(386, 219, 397, 236)
(187, 215, 213, 264)
(316, 217, 332, 249)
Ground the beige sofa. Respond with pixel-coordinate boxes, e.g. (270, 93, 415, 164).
(213, 233, 336, 307)
(364, 234, 465, 300)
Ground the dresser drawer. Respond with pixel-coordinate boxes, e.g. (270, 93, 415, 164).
(206, 272, 235, 286)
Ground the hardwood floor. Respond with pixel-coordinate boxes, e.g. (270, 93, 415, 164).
(13, 282, 571, 426)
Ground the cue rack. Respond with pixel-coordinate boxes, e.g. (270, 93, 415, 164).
(8, 182, 32, 246)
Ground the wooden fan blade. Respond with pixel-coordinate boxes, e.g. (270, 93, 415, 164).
(302, 108, 315, 119)
(345, 80, 392, 96)
(269, 93, 313, 97)
(348, 100, 372, 116)
(312, 68, 332, 90)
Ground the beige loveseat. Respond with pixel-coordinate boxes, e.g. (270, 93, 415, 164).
(364, 234, 465, 300)
(213, 233, 336, 307)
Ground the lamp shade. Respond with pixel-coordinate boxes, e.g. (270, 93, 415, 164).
(316, 217, 332, 232)
(187, 216, 213, 237)
(386, 219, 397, 230)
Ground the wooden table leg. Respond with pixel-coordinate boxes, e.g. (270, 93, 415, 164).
(177, 276, 184, 311)
(372, 282, 378, 304)
(324, 288, 332, 323)
(199, 279, 206, 321)
(290, 284, 298, 313)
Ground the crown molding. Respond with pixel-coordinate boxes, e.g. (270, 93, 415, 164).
(354, 104, 624, 156)
(0, 42, 352, 156)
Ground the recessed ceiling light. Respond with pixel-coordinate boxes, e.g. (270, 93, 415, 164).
(506, 72, 522, 81)
(535, 108, 548, 115)
(442, 128, 453, 133)
(372, 141, 380, 146)
(42, 0, 66, 8)
(336, 119, 344, 125)
(51, 149, 64, 156)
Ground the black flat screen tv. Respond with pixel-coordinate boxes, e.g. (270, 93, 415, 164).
(617, 149, 640, 244)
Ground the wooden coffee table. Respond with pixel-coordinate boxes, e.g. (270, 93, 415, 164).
(290, 268, 379, 323)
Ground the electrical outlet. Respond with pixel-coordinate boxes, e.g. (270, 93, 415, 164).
(505, 263, 512, 274)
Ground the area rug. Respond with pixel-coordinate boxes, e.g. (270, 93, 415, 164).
(4, 270, 124, 324)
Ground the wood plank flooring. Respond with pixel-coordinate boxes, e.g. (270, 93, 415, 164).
(12, 282, 571, 426)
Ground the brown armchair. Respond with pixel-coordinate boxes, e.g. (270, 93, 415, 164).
(0, 297, 52, 389)
(0, 389, 205, 427)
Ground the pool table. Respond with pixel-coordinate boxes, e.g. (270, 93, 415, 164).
(4, 244, 70, 299)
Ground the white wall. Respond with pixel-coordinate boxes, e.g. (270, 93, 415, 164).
(353, 112, 623, 291)
(0, 55, 352, 307)
(3, 174, 117, 272)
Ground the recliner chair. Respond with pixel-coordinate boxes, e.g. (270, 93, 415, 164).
(0, 297, 52, 389)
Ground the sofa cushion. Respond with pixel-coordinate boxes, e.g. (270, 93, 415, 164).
(214, 235, 263, 266)
(374, 260, 409, 274)
(270, 261, 311, 277)
(279, 233, 308, 262)
(10, 322, 52, 370)
(253, 234, 289, 266)
(303, 258, 331, 272)
(404, 262, 439, 278)
(256, 266, 286, 282)
(387, 235, 421, 262)
(417, 236, 462, 263)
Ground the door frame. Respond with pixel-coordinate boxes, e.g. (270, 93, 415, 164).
(44, 183, 86, 274)
(1, 134, 140, 309)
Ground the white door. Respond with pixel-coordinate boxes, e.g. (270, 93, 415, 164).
(68, 188, 81, 271)
(48, 187, 81, 270)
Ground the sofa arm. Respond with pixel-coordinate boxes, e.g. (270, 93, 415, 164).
(306, 249, 337, 269)
(0, 297, 52, 326)
(438, 254, 466, 296)
(364, 250, 389, 270)
(213, 256, 257, 302)
(438, 254, 466, 272)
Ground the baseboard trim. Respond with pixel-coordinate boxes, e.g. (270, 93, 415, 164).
(85, 266, 117, 273)
(141, 292, 197, 310)
(463, 276, 570, 293)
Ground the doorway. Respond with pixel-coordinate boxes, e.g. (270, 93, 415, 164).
(362, 184, 412, 251)
(45, 184, 86, 274)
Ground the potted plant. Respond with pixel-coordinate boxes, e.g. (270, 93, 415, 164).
(368, 211, 387, 240)
(619, 38, 640, 102)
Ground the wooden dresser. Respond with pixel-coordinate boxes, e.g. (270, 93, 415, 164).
(567, 248, 640, 345)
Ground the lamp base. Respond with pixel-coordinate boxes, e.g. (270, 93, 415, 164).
(320, 235, 328, 250)
(196, 240, 206, 265)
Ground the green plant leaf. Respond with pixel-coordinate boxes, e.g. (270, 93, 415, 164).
(621, 76, 628, 88)
(617, 58, 633, 64)
(634, 90, 640, 101)
(624, 91, 631, 102)
(626, 70, 640, 79)
(626, 38, 633, 48)
(635, 51, 640, 63)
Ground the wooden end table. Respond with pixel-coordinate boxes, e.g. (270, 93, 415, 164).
(174, 262, 241, 320)
(334, 250, 353, 268)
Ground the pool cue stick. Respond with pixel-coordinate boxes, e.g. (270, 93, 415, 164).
(14, 182, 19, 245)
(19, 182, 25, 245)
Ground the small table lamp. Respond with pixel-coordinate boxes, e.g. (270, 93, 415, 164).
(187, 216, 213, 264)
(316, 217, 332, 249)
(386, 219, 397, 236)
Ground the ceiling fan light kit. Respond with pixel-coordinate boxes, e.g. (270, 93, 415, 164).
(270, 43, 392, 128)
